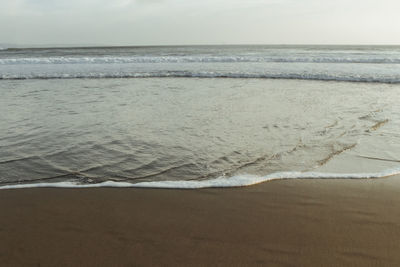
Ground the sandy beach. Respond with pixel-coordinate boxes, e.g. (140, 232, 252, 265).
(1, 175, 400, 267)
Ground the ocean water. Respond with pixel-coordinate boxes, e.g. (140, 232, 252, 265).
(1, 45, 400, 189)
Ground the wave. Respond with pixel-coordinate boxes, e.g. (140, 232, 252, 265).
(1, 71, 400, 83)
(1, 167, 400, 190)
(1, 56, 400, 65)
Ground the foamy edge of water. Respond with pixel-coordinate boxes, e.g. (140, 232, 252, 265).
(1, 167, 400, 190)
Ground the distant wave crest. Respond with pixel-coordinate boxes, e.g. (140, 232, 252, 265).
(1, 71, 400, 83)
(1, 56, 400, 65)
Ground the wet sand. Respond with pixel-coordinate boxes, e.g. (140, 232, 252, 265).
(1, 176, 400, 267)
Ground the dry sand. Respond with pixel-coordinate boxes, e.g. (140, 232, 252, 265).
(1, 176, 400, 267)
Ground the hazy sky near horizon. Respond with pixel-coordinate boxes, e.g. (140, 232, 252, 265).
(1, 0, 400, 46)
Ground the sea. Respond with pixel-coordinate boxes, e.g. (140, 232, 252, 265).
(1, 45, 400, 189)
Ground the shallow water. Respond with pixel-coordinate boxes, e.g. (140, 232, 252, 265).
(1, 77, 399, 187)
(1, 45, 400, 188)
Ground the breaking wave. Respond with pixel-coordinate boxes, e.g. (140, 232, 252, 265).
(1, 56, 400, 65)
(1, 71, 400, 83)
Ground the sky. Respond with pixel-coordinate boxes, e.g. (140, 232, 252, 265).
(1, 0, 400, 46)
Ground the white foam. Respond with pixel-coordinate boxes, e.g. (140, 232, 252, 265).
(1, 167, 400, 190)
(1, 56, 400, 65)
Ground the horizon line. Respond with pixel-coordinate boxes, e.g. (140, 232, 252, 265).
(2, 43, 400, 50)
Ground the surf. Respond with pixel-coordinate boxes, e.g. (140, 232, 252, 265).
(1, 167, 400, 190)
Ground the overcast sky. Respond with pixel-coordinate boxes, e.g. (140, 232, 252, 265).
(1, 0, 400, 46)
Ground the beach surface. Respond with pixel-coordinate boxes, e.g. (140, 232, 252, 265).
(1, 176, 400, 267)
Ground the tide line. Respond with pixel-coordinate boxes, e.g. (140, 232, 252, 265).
(1, 167, 400, 190)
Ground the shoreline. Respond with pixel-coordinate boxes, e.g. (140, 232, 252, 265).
(2, 162, 400, 190)
(1, 177, 400, 266)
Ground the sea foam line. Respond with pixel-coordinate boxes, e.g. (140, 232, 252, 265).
(1, 167, 400, 190)
(1, 72, 400, 84)
(1, 56, 400, 65)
